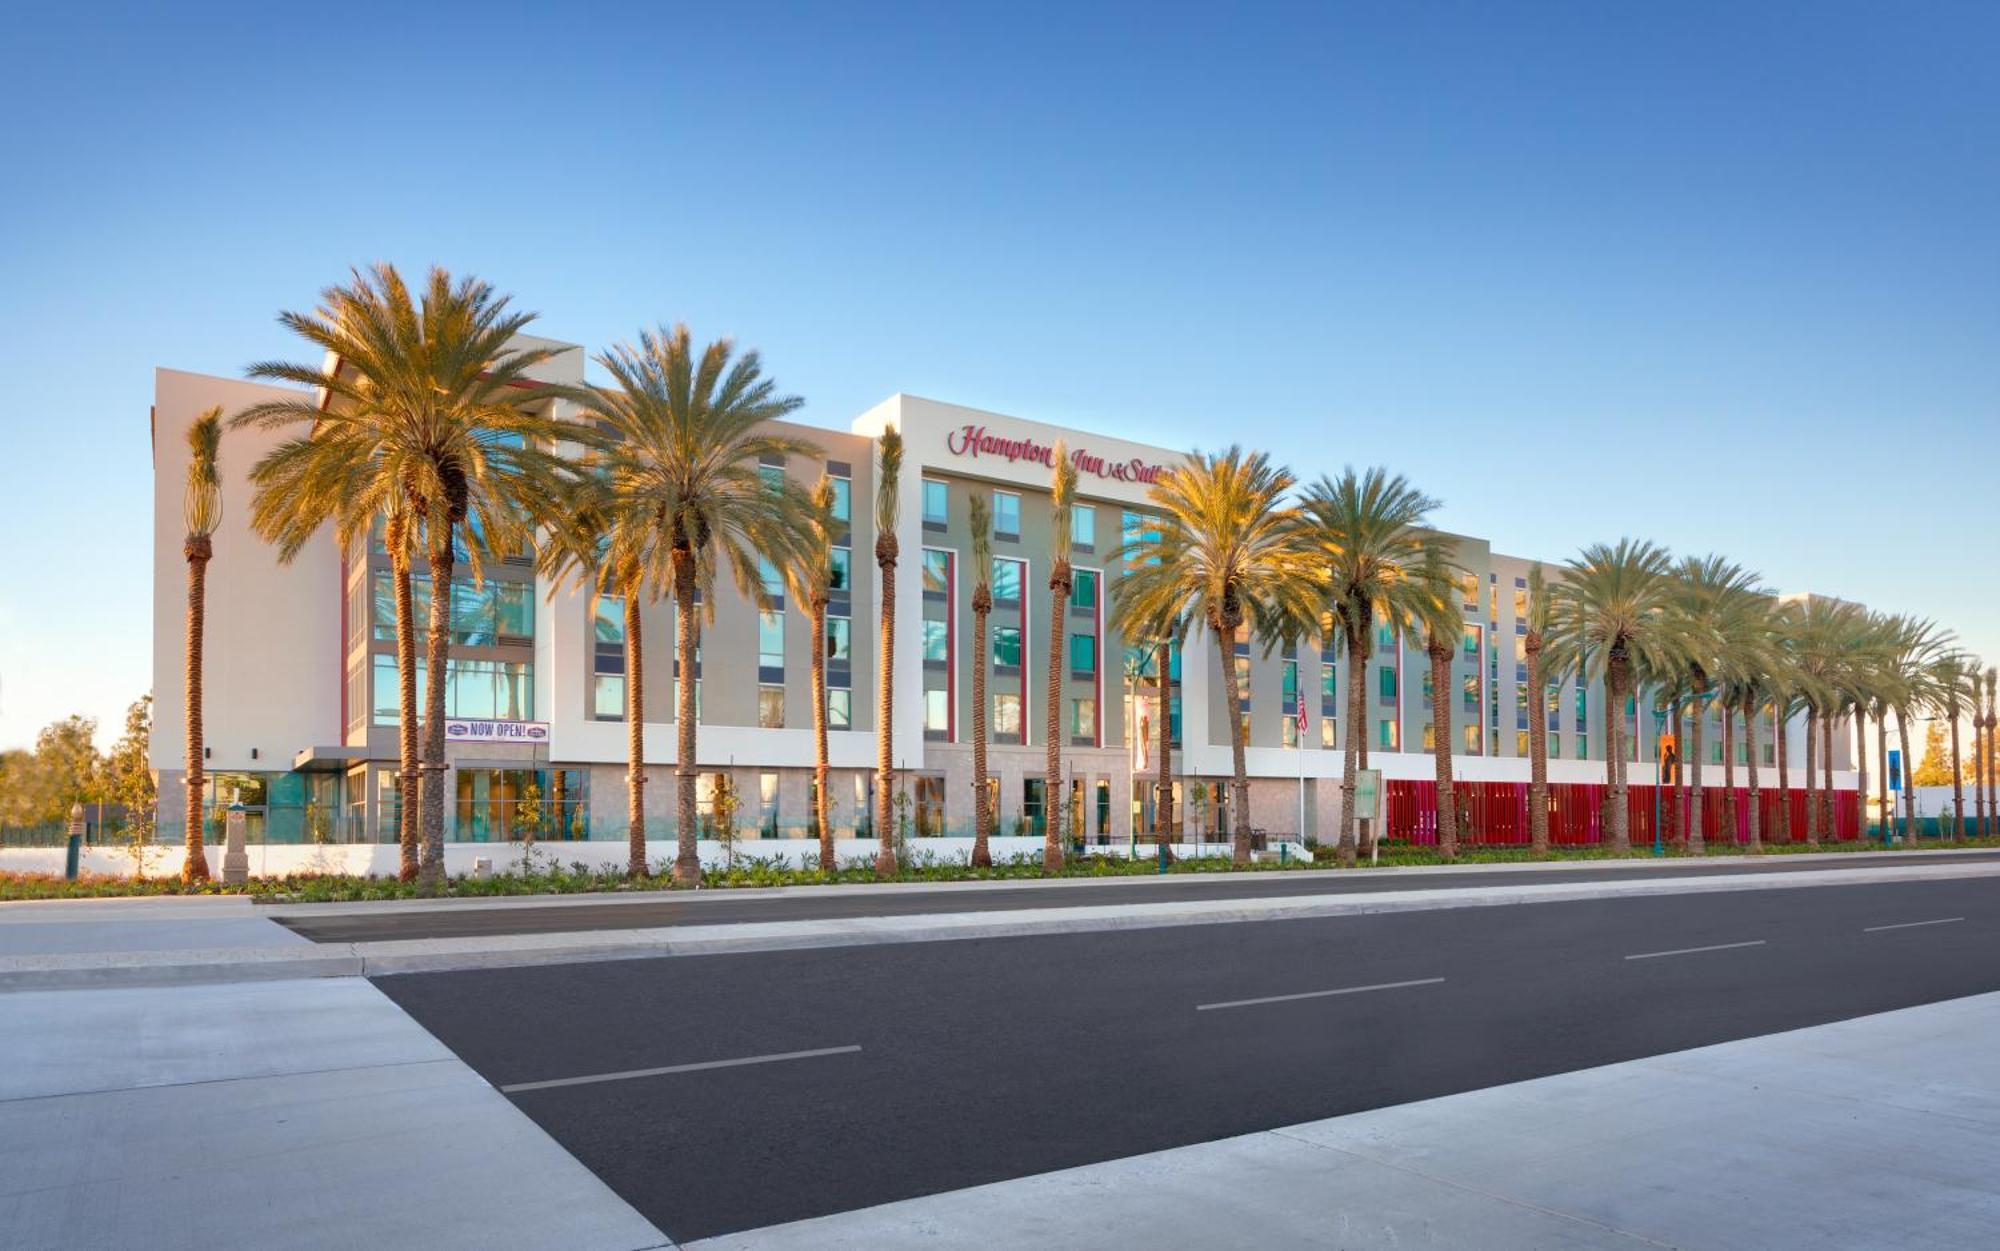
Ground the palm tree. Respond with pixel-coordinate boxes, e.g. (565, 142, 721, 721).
(535, 453, 644, 880)
(1671, 556, 1761, 854)
(1544, 539, 1678, 853)
(1525, 563, 1555, 857)
(1413, 549, 1465, 859)
(872, 426, 905, 877)
(1114, 448, 1318, 867)
(968, 491, 995, 868)
(239, 423, 428, 881)
(1885, 618, 1947, 842)
(1715, 593, 1780, 850)
(1295, 468, 1443, 867)
(804, 476, 838, 871)
(1042, 445, 1080, 872)
(1984, 668, 1997, 838)
(1929, 652, 1978, 840)
(180, 408, 223, 883)
(237, 265, 574, 889)
(555, 325, 814, 884)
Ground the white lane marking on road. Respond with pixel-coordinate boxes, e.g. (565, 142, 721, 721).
(1864, 917, 1965, 933)
(1625, 940, 1766, 961)
(500, 1045, 862, 1093)
(1196, 977, 1445, 1012)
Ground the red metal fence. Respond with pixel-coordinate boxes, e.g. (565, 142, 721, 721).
(1384, 780, 1861, 847)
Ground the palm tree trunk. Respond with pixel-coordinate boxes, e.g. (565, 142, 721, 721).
(1855, 710, 1869, 841)
(874, 533, 899, 877)
(1156, 656, 1173, 857)
(970, 600, 991, 868)
(1527, 635, 1548, 857)
(1743, 698, 1762, 851)
(1721, 709, 1737, 846)
(1803, 709, 1819, 847)
(1897, 712, 1916, 842)
(1605, 648, 1631, 853)
(417, 536, 453, 891)
(393, 559, 419, 882)
(1876, 712, 1889, 844)
(671, 548, 702, 885)
(1775, 705, 1792, 844)
(1687, 689, 1706, 855)
(1950, 712, 1966, 844)
(623, 581, 646, 878)
(181, 539, 212, 882)
(1044, 563, 1071, 874)
(812, 593, 833, 873)
(1218, 622, 1252, 867)
(1428, 638, 1456, 861)
(1338, 626, 1366, 867)
(1822, 713, 1836, 842)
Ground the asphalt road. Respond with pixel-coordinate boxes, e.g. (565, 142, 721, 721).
(281, 848, 2000, 943)
(374, 872, 2000, 1242)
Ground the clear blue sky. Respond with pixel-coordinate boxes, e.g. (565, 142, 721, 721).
(1, 1, 1995, 751)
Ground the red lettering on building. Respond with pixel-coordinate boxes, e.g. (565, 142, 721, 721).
(943, 424, 1166, 485)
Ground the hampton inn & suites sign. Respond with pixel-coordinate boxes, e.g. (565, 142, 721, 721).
(944, 423, 1169, 485)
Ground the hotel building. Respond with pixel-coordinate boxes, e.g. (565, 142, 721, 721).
(148, 340, 1861, 855)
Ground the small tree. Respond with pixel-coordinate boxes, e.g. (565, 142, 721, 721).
(711, 773, 741, 868)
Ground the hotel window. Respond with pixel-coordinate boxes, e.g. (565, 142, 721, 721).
(1070, 697, 1096, 741)
(1461, 574, 1479, 613)
(759, 773, 780, 837)
(1379, 665, 1397, 703)
(1379, 719, 1399, 750)
(922, 550, 950, 596)
(1022, 778, 1045, 838)
(375, 656, 534, 724)
(925, 689, 950, 735)
(828, 688, 852, 730)
(923, 479, 948, 526)
(1282, 659, 1299, 711)
(1375, 623, 1395, 651)
(592, 594, 625, 721)
(1422, 722, 1435, 751)
(992, 559, 1022, 603)
(1070, 633, 1096, 675)
(1517, 730, 1529, 756)
(1284, 715, 1300, 749)
(1071, 569, 1097, 610)
(759, 463, 785, 492)
(994, 692, 1023, 738)
(829, 547, 851, 593)
(923, 619, 949, 663)
(829, 475, 851, 523)
(993, 490, 1020, 538)
(993, 626, 1022, 667)
(1421, 668, 1433, 701)
(914, 776, 946, 836)
(1464, 723, 1481, 754)
(1575, 734, 1590, 760)
(1549, 733, 1561, 758)
(759, 556, 784, 601)
(1072, 505, 1095, 548)
(1513, 585, 1528, 620)
(1234, 655, 1251, 708)
(1121, 510, 1142, 552)
(1516, 682, 1528, 730)
(1463, 674, 1480, 711)
(1462, 624, 1480, 656)
(759, 612, 785, 669)
(758, 685, 784, 729)
(1321, 717, 1335, 749)
(826, 616, 852, 664)
(1575, 687, 1589, 734)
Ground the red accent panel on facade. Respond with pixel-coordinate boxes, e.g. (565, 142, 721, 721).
(1385, 781, 1861, 846)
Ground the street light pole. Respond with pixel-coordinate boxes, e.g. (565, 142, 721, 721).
(1652, 709, 1667, 858)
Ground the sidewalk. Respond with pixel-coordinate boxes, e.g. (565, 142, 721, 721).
(0, 977, 673, 1251)
(689, 990, 2000, 1250)
(6, 853, 2000, 991)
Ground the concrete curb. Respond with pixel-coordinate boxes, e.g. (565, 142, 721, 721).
(7, 857, 2000, 991)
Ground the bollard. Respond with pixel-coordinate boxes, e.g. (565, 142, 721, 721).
(472, 858, 493, 881)
(222, 801, 250, 885)
(1157, 841, 1168, 874)
(65, 802, 84, 881)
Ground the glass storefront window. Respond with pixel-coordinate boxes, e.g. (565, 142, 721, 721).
(453, 768, 590, 842)
(829, 547, 850, 592)
(827, 616, 851, 664)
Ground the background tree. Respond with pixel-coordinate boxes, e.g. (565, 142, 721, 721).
(1296, 467, 1442, 866)
(1525, 564, 1555, 856)
(1671, 556, 1761, 854)
(1413, 549, 1466, 860)
(180, 406, 223, 881)
(1114, 448, 1318, 867)
(873, 426, 905, 877)
(105, 697, 157, 872)
(804, 476, 838, 872)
